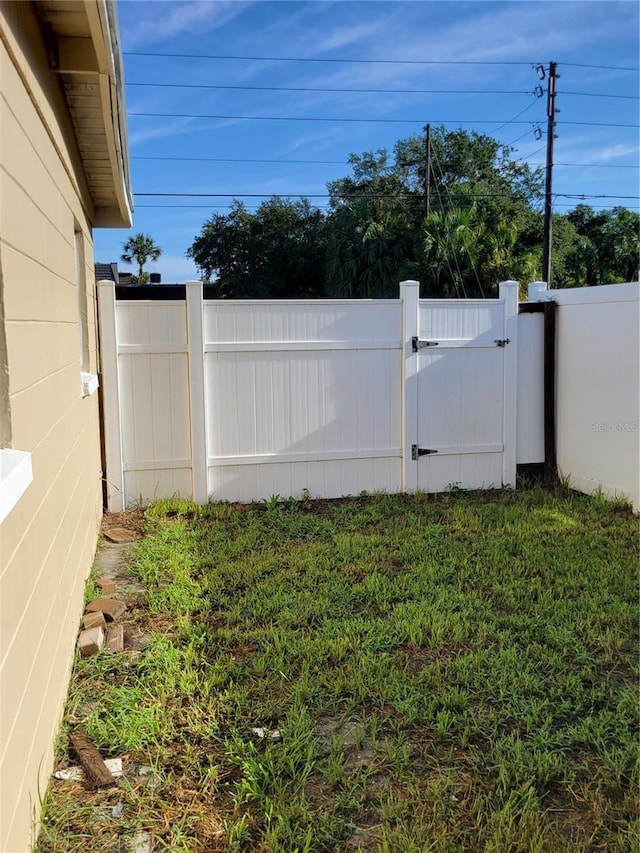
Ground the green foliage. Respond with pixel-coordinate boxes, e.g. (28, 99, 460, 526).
(324, 198, 415, 298)
(187, 198, 327, 297)
(546, 206, 640, 288)
(325, 127, 544, 297)
(566, 205, 640, 286)
(186, 128, 638, 298)
(120, 233, 162, 283)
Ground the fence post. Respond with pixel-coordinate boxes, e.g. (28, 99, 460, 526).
(185, 281, 208, 504)
(400, 280, 420, 492)
(499, 280, 519, 489)
(528, 280, 549, 301)
(526, 281, 557, 484)
(97, 280, 125, 512)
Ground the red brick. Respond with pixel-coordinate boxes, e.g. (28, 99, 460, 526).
(104, 527, 135, 543)
(106, 624, 124, 653)
(83, 611, 106, 630)
(78, 626, 105, 657)
(85, 597, 126, 621)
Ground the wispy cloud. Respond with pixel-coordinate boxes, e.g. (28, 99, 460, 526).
(586, 143, 640, 163)
(277, 127, 349, 157)
(128, 117, 199, 147)
(315, 21, 388, 54)
(555, 134, 639, 164)
(121, 1, 253, 50)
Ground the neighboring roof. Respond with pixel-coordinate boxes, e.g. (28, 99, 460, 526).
(32, 0, 133, 227)
(94, 262, 118, 282)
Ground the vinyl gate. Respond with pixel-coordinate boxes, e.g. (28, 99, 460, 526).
(98, 280, 520, 510)
(414, 292, 518, 492)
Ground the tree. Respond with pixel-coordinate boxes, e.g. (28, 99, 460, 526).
(185, 128, 636, 300)
(187, 198, 327, 298)
(327, 127, 544, 297)
(325, 197, 416, 298)
(566, 205, 639, 285)
(120, 233, 162, 284)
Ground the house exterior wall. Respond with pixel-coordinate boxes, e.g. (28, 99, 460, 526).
(0, 5, 104, 850)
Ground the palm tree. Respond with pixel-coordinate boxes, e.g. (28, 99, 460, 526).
(120, 233, 162, 284)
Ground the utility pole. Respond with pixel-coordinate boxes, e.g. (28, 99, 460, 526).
(399, 125, 431, 217)
(542, 62, 557, 286)
(425, 123, 431, 218)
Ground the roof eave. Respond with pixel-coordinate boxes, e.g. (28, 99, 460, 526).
(39, 0, 133, 228)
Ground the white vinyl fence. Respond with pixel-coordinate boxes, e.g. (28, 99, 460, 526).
(531, 281, 639, 511)
(99, 280, 532, 509)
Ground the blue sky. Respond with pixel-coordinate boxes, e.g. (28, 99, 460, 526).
(95, 0, 639, 282)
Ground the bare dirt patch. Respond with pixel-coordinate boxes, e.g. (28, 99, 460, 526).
(102, 508, 147, 540)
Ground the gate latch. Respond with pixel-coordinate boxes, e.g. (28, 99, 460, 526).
(412, 445, 438, 460)
(494, 338, 511, 347)
(412, 336, 439, 352)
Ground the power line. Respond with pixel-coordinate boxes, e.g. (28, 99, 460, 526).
(127, 81, 534, 96)
(125, 111, 487, 125)
(133, 192, 640, 205)
(563, 120, 638, 128)
(135, 204, 332, 210)
(534, 161, 639, 169)
(129, 111, 639, 128)
(126, 80, 640, 100)
(563, 91, 639, 100)
(557, 193, 640, 200)
(124, 51, 540, 66)
(560, 62, 639, 71)
(131, 155, 346, 165)
(134, 191, 543, 200)
(134, 200, 638, 211)
(129, 155, 637, 170)
(552, 201, 639, 209)
(124, 51, 638, 72)
(514, 145, 547, 164)
(504, 129, 539, 147)
(491, 99, 541, 134)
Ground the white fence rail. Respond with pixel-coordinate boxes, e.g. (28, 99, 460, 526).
(99, 280, 532, 509)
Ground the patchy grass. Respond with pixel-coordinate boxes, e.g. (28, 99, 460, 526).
(37, 488, 639, 852)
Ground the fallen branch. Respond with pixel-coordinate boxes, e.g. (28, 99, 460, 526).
(69, 729, 116, 787)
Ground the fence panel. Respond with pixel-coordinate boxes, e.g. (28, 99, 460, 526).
(98, 283, 194, 510)
(99, 282, 544, 508)
(203, 300, 403, 501)
(537, 282, 639, 510)
(117, 300, 193, 504)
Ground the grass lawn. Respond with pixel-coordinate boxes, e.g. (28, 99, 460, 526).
(37, 487, 638, 852)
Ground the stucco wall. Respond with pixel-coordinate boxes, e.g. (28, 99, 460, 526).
(0, 5, 103, 851)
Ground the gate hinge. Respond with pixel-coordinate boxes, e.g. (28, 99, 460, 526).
(412, 445, 438, 460)
(412, 336, 439, 352)
(494, 338, 511, 347)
